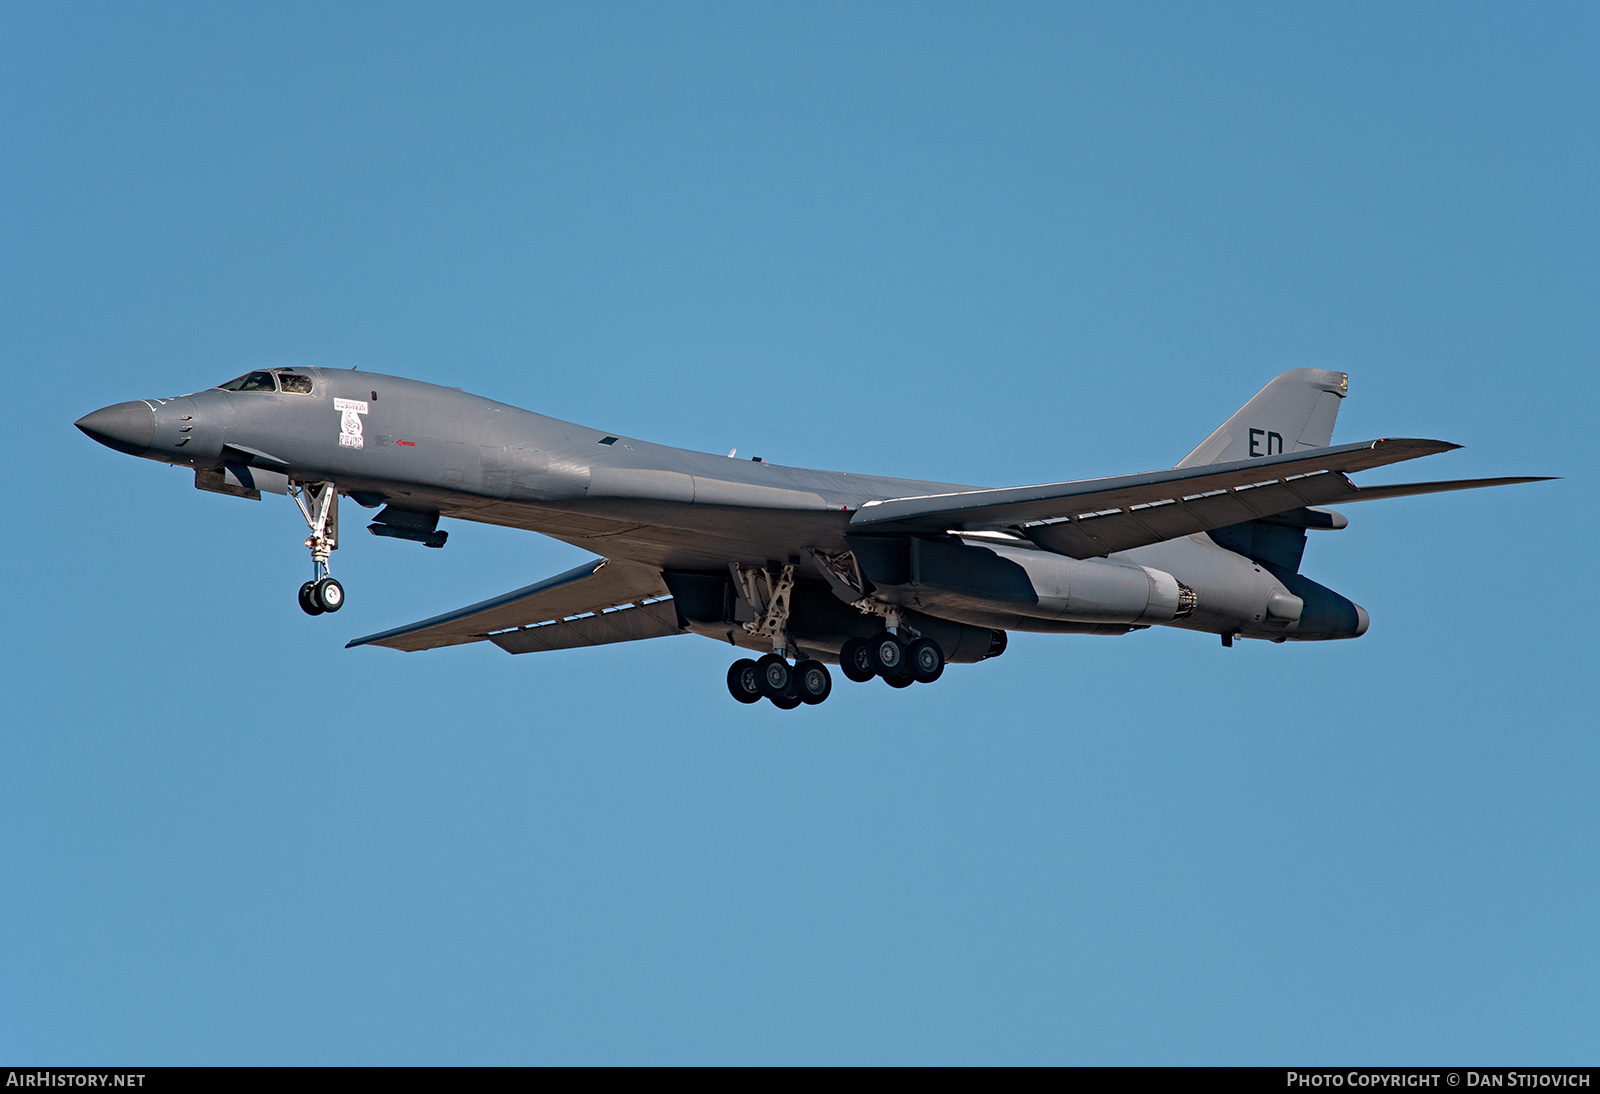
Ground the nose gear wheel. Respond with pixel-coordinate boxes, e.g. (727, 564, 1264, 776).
(313, 577, 344, 612)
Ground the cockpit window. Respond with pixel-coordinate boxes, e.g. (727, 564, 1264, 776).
(218, 371, 278, 393)
(277, 373, 313, 394)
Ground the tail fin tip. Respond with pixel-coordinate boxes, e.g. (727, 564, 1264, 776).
(1177, 368, 1350, 468)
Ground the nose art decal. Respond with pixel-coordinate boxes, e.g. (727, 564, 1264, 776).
(334, 399, 369, 449)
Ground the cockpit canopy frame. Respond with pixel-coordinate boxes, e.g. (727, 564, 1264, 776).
(217, 369, 314, 395)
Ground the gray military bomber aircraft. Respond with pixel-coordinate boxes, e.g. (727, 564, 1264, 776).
(76, 367, 1546, 708)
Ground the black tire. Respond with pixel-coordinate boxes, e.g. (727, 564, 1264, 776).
(794, 660, 832, 705)
(726, 659, 762, 704)
(298, 581, 324, 616)
(868, 631, 908, 679)
(769, 691, 802, 710)
(839, 638, 875, 683)
(907, 638, 945, 683)
(314, 576, 345, 612)
(755, 653, 791, 698)
(884, 672, 915, 688)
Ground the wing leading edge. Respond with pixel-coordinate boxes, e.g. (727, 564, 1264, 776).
(851, 439, 1550, 558)
(347, 557, 676, 653)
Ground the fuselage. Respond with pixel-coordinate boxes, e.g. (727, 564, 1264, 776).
(77, 367, 1369, 644)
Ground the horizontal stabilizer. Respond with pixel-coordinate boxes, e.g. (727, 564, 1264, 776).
(347, 557, 673, 653)
(852, 438, 1459, 558)
(1339, 476, 1555, 503)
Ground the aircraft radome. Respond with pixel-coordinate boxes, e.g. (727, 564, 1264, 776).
(76, 368, 1550, 708)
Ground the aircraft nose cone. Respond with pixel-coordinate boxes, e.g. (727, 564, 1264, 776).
(76, 401, 155, 456)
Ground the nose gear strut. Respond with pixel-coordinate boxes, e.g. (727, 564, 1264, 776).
(289, 481, 345, 614)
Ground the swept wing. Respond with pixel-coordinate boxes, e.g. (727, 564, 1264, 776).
(850, 438, 1548, 558)
(347, 557, 675, 654)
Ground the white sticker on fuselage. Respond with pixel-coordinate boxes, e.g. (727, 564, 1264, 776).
(333, 399, 369, 449)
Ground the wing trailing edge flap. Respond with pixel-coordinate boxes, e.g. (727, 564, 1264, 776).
(850, 438, 1512, 559)
(346, 557, 676, 653)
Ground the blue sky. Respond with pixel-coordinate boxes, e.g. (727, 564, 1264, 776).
(2, 1, 1594, 1064)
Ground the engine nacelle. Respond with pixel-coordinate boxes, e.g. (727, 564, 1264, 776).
(847, 535, 1192, 627)
(1121, 534, 1370, 641)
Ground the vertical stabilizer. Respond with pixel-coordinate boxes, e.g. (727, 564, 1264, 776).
(1177, 369, 1349, 467)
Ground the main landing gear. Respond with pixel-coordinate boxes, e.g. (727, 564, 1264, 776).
(289, 481, 346, 616)
(723, 562, 835, 709)
(722, 564, 950, 708)
(724, 633, 944, 709)
(726, 654, 833, 708)
(840, 631, 945, 688)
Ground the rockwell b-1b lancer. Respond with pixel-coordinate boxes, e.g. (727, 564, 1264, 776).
(76, 367, 1548, 708)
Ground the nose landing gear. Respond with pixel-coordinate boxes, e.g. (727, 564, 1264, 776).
(289, 482, 346, 616)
